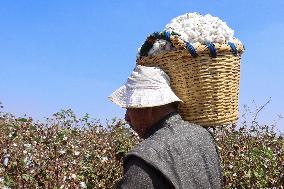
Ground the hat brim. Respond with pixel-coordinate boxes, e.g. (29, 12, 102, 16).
(109, 85, 183, 108)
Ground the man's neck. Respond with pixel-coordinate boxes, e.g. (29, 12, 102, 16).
(141, 106, 177, 139)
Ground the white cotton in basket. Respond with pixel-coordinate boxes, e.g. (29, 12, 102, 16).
(137, 12, 240, 57)
(147, 39, 174, 56)
(165, 12, 234, 44)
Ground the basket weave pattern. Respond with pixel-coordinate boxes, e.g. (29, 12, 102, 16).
(137, 35, 244, 126)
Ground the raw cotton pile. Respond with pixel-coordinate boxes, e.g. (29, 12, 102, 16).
(137, 37, 175, 58)
(137, 12, 241, 57)
(165, 12, 234, 44)
(147, 39, 174, 56)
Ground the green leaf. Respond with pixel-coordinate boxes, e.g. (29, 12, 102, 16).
(17, 118, 28, 122)
(8, 123, 19, 129)
(4, 175, 16, 187)
(22, 174, 34, 181)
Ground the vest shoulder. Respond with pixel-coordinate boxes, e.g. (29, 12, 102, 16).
(129, 119, 214, 157)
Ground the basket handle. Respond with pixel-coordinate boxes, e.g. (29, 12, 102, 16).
(186, 42, 198, 58)
(227, 42, 238, 56)
(206, 43, 217, 58)
(164, 31, 171, 41)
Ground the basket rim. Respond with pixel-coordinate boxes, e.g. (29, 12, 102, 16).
(138, 31, 245, 60)
(137, 45, 244, 64)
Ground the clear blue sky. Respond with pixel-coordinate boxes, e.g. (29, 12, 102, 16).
(0, 0, 283, 132)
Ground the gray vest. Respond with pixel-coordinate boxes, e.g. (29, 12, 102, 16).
(125, 114, 223, 189)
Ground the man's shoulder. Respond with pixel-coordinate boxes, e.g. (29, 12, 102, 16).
(152, 117, 214, 146)
(127, 117, 215, 159)
(124, 117, 221, 189)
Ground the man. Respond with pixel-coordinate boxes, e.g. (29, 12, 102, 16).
(109, 65, 223, 189)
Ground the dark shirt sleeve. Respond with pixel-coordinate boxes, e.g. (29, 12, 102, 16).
(116, 156, 174, 189)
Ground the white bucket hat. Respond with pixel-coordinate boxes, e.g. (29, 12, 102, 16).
(109, 65, 182, 108)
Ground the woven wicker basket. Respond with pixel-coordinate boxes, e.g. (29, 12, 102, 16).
(137, 34, 245, 127)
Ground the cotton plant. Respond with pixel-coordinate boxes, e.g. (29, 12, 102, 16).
(0, 106, 284, 187)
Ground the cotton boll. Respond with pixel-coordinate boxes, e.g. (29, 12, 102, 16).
(147, 39, 174, 56)
(230, 37, 242, 45)
(165, 42, 173, 51)
(215, 36, 225, 43)
(147, 47, 157, 56)
(165, 12, 236, 44)
(136, 46, 142, 59)
(204, 36, 213, 44)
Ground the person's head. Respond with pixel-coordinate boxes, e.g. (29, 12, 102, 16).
(109, 65, 182, 137)
(125, 102, 179, 138)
